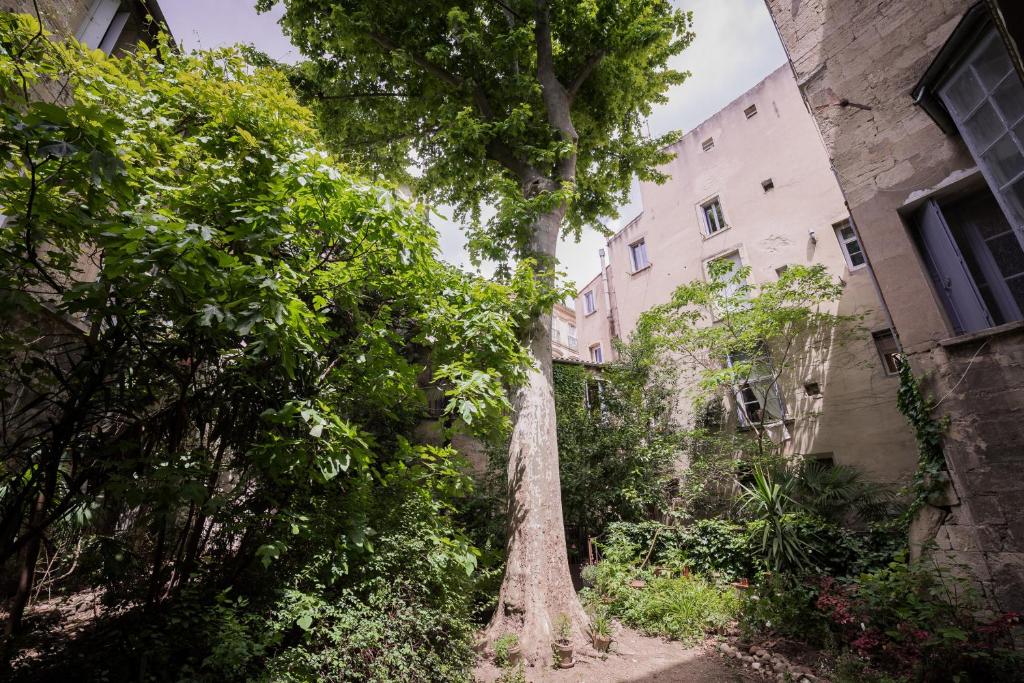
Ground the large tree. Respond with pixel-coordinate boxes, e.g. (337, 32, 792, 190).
(262, 0, 693, 660)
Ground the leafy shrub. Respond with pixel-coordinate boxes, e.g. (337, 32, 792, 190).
(739, 571, 832, 645)
(584, 524, 741, 644)
(818, 558, 1021, 681)
(264, 582, 474, 682)
(494, 633, 519, 668)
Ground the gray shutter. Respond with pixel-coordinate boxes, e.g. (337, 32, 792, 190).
(98, 11, 130, 55)
(916, 200, 993, 334)
(75, 0, 121, 50)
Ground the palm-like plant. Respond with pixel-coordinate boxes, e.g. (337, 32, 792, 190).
(790, 460, 901, 523)
(738, 466, 813, 572)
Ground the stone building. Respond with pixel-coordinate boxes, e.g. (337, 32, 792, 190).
(573, 65, 918, 484)
(764, 0, 1024, 611)
(3, 0, 170, 54)
(551, 303, 580, 361)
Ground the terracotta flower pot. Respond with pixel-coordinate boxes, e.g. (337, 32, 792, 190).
(552, 642, 574, 668)
(592, 633, 612, 652)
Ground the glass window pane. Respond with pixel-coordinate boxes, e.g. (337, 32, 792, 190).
(944, 69, 984, 118)
(849, 248, 866, 267)
(993, 76, 1024, 125)
(974, 36, 1013, 90)
(982, 133, 1024, 186)
(964, 102, 1004, 150)
(1005, 175, 1024, 224)
(1006, 275, 1024, 313)
(840, 226, 855, 241)
(986, 232, 1024, 277)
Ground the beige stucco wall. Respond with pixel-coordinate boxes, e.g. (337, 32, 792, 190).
(551, 303, 580, 360)
(575, 268, 616, 364)
(575, 64, 918, 483)
(765, 0, 1024, 612)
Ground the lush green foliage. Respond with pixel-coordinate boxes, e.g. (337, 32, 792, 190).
(895, 356, 951, 521)
(581, 523, 740, 643)
(261, 0, 694, 267)
(553, 328, 682, 538)
(0, 15, 542, 679)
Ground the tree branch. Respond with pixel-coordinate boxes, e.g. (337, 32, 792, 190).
(365, 31, 463, 89)
(567, 49, 606, 102)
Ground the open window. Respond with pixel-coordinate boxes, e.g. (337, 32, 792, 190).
(913, 13, 1024, 335)
(726, 349, 784, 427)
(701, 197, 727, 236)
(629, 238, 650, 272)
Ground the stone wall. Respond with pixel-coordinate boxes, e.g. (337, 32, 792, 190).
(765, 0, 1024, 613)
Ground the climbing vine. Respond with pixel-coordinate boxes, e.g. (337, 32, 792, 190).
(895, 356, 949, 521)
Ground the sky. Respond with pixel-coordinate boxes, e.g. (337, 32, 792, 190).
(160, 0, 787, 293)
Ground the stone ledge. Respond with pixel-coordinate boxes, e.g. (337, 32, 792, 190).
(938, 320, 1024, 350)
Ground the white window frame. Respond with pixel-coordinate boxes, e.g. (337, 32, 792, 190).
(700, 197, 727, 237)
(726, 350, 785, 428)
(583, 290, 596, 315)
(628, 238, 650, 272)
(833, 219, 866, 270)
(938, 29, 1024, 235)
(589, 343, 603, 364)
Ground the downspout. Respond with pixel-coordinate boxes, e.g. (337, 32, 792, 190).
(599, 248, 617, 355)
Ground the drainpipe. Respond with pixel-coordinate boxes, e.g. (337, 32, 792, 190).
(599, 248, 617, 345)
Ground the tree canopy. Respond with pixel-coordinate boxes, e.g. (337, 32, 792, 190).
(261, 0, 693, 268)
(0, 13, 544, 676)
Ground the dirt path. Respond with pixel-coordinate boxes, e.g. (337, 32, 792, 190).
(474, 627, 754, 683)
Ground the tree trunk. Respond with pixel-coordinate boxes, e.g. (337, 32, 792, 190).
(484, 208, 588, 665)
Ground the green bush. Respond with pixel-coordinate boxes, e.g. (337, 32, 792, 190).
(584, 523, 741, 643)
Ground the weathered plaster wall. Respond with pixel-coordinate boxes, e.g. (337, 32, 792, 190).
(766, 0, 1024, 612)
(575, 65, 918, 483)
(574, 269, 616, 364)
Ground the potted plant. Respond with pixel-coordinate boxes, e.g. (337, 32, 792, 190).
(551, 613, 574, 668)
(590, 611, 613, 653)
(494, 633, 521, 667)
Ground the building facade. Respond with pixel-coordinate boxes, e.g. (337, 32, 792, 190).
(764, 0, 1024, 612)
(573, 65, 919, 483)
(4, 0, 169, 55)
(551, 303, 580, 361)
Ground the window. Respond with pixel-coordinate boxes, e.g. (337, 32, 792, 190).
(761, 178, 774, 192)
(568, 333, 578, 350)
(744, 104, 758, 119)
(552, 329, 562, 345)
(701, 197, 726, 236)
(583, 290, 596, 315)
(806, 453, 835, 468)
(775, 265, 790, 277)
(629, 239, 650, 271)
(589, 343, 604, 363)
(702, 137, 715, 152)
(833, 219, 866, 269)
(937, 30, 1024, 228)
(910, 24, 1024, 335)
(583, 378, 607, 413)
(76, 0, 130, 55)
(915, 187, 1024, 333)
(727, 349, 784, 427)
(872, 329, 901, 375)
(708, 251, 748, 300)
